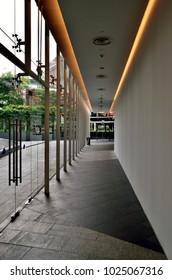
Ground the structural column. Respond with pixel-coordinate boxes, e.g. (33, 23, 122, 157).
(72, 81, 76, 160)
(25, 0, 31, 69)
(63, 61, 68, 171)
(76, 87, 79, 155)
(56, 46, 61, 180)
(78, 92, 82, 151)
(44, 22, 49, 195)
(68, 72, 72, 165)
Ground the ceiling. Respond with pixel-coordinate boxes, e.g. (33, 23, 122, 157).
(42, 0, 149, 113)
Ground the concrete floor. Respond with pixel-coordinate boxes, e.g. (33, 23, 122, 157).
(0, 141, 167, 259)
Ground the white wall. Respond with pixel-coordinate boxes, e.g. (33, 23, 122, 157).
(115, 0, 172, 259)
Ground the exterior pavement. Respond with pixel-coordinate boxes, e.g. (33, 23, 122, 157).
(0, 141, 167, 259)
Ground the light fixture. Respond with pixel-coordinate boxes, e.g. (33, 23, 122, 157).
(109, 0, 158, 112)
(96, 74, 107, 79)
(93, 36, 111, 46)
(97, 88, 106, 91)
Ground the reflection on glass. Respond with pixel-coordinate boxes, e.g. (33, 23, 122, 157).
(0, 55, 45, 226)
(49, 33, 57, 177)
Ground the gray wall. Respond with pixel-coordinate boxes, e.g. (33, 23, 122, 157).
(115, 0, 172, 259)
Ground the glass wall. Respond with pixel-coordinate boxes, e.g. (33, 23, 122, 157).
(0, 0, 24, 63)
(49, 32, 57, 178)
(0, 0, 90, 228)
(31, 0, 45, 76)
(0, 55, 45, 225)
(60, 53, 65, 167)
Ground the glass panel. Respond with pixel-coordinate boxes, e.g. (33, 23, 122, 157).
(60, 54, 64, 167)
(66, 65, 69, 162)
(0, 0, 24, 62)
(49, 33, 57, 178)
(0, 1, 14, 51)
(31, 0, 45, 78)
(19, 80, 45, 203)
(0, 57, 15, 225)
(0, 55, 45, 227)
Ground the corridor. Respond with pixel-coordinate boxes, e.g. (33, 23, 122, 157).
(0, 141, 166, 260)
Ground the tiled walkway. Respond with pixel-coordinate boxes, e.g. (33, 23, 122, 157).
(0, 141, 167, 259)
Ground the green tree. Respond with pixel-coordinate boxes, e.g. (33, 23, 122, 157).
(0, 72, 25, 106)
(0, 72, 13, 93)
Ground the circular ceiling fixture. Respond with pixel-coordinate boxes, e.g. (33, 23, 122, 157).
(96, 74, 107, 79)
(93, 36, 111, 46)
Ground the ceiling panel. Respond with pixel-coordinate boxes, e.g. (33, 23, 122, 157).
(58, 0, 148, 112)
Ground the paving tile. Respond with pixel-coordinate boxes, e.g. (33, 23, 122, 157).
(9, 231, 54, 248)
(18, 208, 42, 221)
(7, 219, 54, 235)
(0, 243, 14, 257)
(61, 238, 112, 259)
(0, 244, 31, 260)
(47, 235, 69, 250)
(19, 220, 54, 234)
(47, 224, 99, 240)
(6, 219, 28, 231)
(22, 247, 86, 260)
(0, 229, 21, 243)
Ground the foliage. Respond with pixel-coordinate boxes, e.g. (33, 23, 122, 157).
(0, 72, 13, 93)
(0, 72, 63, 132)
(0, 72, 25, 106)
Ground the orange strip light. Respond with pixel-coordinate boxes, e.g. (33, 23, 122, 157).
(109, 0, 158, 112)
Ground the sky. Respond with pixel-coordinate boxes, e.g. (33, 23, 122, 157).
(0, 0, 25, 75)
(0, 0, 57, 76)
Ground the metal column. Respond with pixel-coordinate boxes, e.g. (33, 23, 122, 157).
(44, 22, 49, 195)
(68, 72, 72, 165)
(56, 46, 61, 180)
(76, 86, 79, 156)
(25, 0, 31, 69)
(72, 81, 76, 160)
(63, 62, 68, 171)
(78, 92, 82, 152)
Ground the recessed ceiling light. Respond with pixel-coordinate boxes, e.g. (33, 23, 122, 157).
(96, 74, 107, 79)
(99, 67, 105, 70)
(97, 88, 106, 91)
(93, 37, 111, 46)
